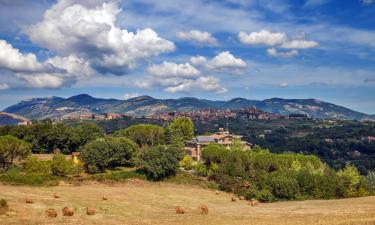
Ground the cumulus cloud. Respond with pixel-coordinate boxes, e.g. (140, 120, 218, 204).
(0, 40, 44, 72)
(190, 55, 207, 66)
(26, 0, 175, 75)
(206, 51, 247, 72)
(163, 76, 227, 94)
(124, 93, 140, 100)
(279, 82, 289, 88)
(267, 48, 299, 58)
(280, 40, 318, 49)
(147, 61, 200, 78)
(0, 83, 9, 90)
(176, 30, 218, 45)
(238, 30, 287, 46)
(16, 73, 64, 88)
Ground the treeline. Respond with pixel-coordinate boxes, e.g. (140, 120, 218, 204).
(198, 144, 374, 201)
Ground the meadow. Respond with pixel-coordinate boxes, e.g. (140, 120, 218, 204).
(1, 180, 375, 225)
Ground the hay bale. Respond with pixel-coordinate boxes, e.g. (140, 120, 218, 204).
(62, 206, 74, 216)
(25, 197, 33, 204)
(249, 199, 259, 207)
(239, 196, 245, 200)
(215, 191, 220, 195)
(102, 196, 107, 200)
(175, 206, 185, 214)
(86, 207, 96, 215)
(45, 208, 57, 217)
(53, 193, 60, 199)
(197, 204, 208, 214)
(231, 197, 237, 202)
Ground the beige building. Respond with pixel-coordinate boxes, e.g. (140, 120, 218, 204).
(184, 128, 251, 161)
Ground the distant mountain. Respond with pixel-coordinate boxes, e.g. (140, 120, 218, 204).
(3, 94, 375, 121)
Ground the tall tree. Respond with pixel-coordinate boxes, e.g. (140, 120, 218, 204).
(0, 135, 31, 169)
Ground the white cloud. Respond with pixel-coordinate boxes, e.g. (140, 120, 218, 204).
(26, 0, 175, 75)
(206, 51, 247, 71)
(190, 55, 207, 66)
(0, 40, 44, 72)
(147, 61, 200, 78)
(16, 73, 64, 88)
(238, 30, 287, 46)
(0, 83, 9, 90)
(280, 40, 318, 49)
(176, 30, 218, 45)
(267, 48, 299, 58)
(304, 0, 330, 7)
(279, 82, 289, 88)
(163, 76, 227, 93)
(123, 93, 140, 100)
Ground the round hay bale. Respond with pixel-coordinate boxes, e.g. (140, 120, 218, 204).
(62, 206, 74, 216)
(175, 206, 185, 214)
(239, 196, 245, 200)
(53, 193, 60, 199)
(197, 204, 208, 214)
(249, 199, 259, 207)
(215, 191, 220, 195)
(25, 197, 33, 204)
(102, 196, 107, 200)
(86, 207, 96, 215)
(45, 208, 57, 218)
(231, 197, 236, 202)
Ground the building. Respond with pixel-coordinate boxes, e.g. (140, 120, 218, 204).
(71, 152, 81, 165)
(184, 128, 252, 161)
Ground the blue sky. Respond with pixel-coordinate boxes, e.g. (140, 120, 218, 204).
(0, 0, 374, 114)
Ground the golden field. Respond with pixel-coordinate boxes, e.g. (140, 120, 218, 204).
(1, 180, 375, 225)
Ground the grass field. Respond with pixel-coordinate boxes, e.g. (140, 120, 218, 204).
(1, 180, 375, 225)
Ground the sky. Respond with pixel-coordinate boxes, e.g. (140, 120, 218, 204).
(0, 0, 374, 114)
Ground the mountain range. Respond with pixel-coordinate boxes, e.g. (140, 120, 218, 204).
(2, 94, 375, 122)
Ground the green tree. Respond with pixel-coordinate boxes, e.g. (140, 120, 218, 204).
(0, 135, 31, 169)
(50, 154, 73, 176)
(115, 124, 164, 148)
(137, 145, 182, 180)
(81, 137, 139, 173)
(169, 117, 194, 143)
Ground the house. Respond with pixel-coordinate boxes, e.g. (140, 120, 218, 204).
(184, 128, 252, 161)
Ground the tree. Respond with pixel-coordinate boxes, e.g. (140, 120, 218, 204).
(169, 117, 194, 143)
(115, 124, 164, 148)
(137, 145, 182, 180)
(81, 137, 138, 173)
(51, 154, 73, 176)
(0, 135, 31, 169)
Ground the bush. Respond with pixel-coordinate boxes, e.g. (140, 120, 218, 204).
(166, 171, 217, 189)
(194, 162, 208, 177)
(91, 170, 146, 182)
(0, 168, 59, 186)
(268, 175, 299, 200)
(180, 155, 193, 170)
(23, 155, 50, 173)
(367, 171, 375, 192)
(256, 189, 275, 202)
(51, 154, 73, 176)
(137, 145, 182, 181)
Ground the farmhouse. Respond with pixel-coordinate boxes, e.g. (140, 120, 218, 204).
(184, 128, 252, 161)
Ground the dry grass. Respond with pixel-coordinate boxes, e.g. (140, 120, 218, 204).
(0, 180, 375, 225)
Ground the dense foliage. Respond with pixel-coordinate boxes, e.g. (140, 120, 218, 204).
(81, 137, 139, 173)
(201, 144, 372, 201)
(0, 135, 31, 169)
(114, 124, 164, 148)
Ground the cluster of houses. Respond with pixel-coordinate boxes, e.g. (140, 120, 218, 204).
(152, 107, 286, 122)
(61, 112, 127, 121)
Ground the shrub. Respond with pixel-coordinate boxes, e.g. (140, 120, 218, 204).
(137, 145, 182, 181)
(23, 155, 50, 173)
(268, 175, 299, 200)
(367, 171, 375, 192)
(256, 189, 274, 202)
(51, 154, 73, 176)
(91, 170, 146, 182)
(180, 155, 193, 170)
(194, 162, 208, 177)
(0, 168, 59, 186)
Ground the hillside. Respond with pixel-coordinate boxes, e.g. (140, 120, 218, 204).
(1, 181, 375, 225)
(3, 94, 374, 120)
(0, 112, 30, 126)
